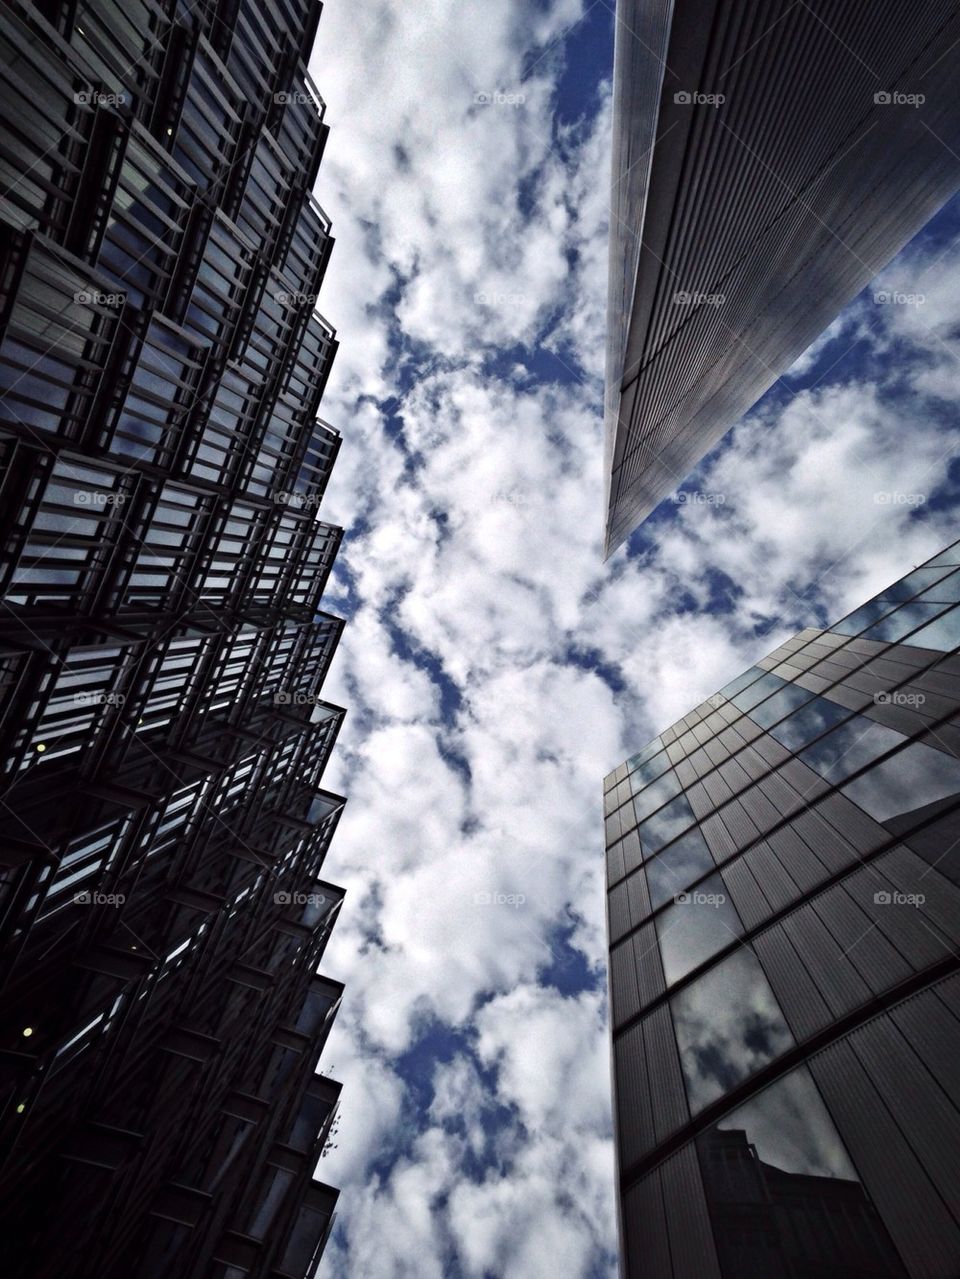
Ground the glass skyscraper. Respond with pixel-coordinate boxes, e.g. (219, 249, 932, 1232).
(0, 0, 347, 1275)
(605, 0, 960, 553)
(605, 538, 960, 1277)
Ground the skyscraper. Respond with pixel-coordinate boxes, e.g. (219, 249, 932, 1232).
(605, 0, 960, 553)
(0, 0, 348, 1275)
(604, 538, 960, 1277)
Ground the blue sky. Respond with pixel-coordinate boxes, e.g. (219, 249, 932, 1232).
(306, 3, 960, 1275)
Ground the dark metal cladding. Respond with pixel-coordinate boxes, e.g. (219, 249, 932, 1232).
(605, 0, 960, 554)
(603, 539, 960, 1277)
(0, 0, 349, 1276)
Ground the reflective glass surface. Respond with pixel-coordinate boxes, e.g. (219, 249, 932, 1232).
(698, 1067, 908, 1278)
(766, 692, 850, 750)
(903, 604, 960, 652)
(731, 670, 787, 712)
(862, 601, 948, 643)
(656, 872, 742, 985)
(635, 792, 695, 855)
(798, 716, 904, 783)
(626, 738, 662, 771)
(627, 748, 671, 791)
(645, 827, 715, 910)
(841, 739, 960, 824)
(671, 948, 795, 1113)
(632, 768, 683, 824)
(719, 666, 764, 700)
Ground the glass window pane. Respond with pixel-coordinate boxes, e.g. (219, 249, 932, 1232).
(646, 827, 716, 910)
(832, 597, 897, 636)
(633, 768, 683, 824)
(902, 604, 960, 652)
(749, 681, 816, 730)
(719, 666, 765, 700)
(657, 872, 743, 984)
(841, 741, 960, 824)
(731, 671, 788, 712)
(636, 793, 696, 856)
(768, 694, 851, 751)
(626, 738, 663, 771)
(697, 1067, 908, 1278)
(862, 600, 948, 643)
(627, 748, 672, 791)
(672, 948, 795, 1113)
(923, 540, 960, 567)
(798, 716, 904, 783)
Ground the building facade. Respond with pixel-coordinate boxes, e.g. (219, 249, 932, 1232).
(604, 538, 960, 1277)
(605, 0, 960, 553)
(0, 0, 348, 1275)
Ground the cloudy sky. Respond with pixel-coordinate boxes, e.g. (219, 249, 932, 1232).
(306, 2, 960, 1275)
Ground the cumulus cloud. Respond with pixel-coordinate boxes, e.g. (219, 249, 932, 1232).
(305, 2, 960, 1275)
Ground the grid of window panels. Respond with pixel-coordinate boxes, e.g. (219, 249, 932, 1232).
(0, 1, 347, 1277)
(605, 537, 960, 1279)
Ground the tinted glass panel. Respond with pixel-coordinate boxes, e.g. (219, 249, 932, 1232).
(862, 600, 947, 643)
(645, 827, 715, 910)
(767, 693, 852, 752)
(697, 1067, 908, 1278)
(626, 738, 662, 771)
(633, 768, 683, 824)
(841, 741, 960, 824)
(731, 671, 788, 712)
(657, 873, 743, 985)
(636, 793, 695, 855)
(903, 604, 960, 652)
(719, 666, 764, 700)
(627, 748, 671, 791)
(672, 948, 794, 1113)
(799, 716, 904, 783)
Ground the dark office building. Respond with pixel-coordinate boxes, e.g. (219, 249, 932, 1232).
(605, 0, 960, 553)
(604, 538, 960, 1277)
(0, 0, 348, 1275)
